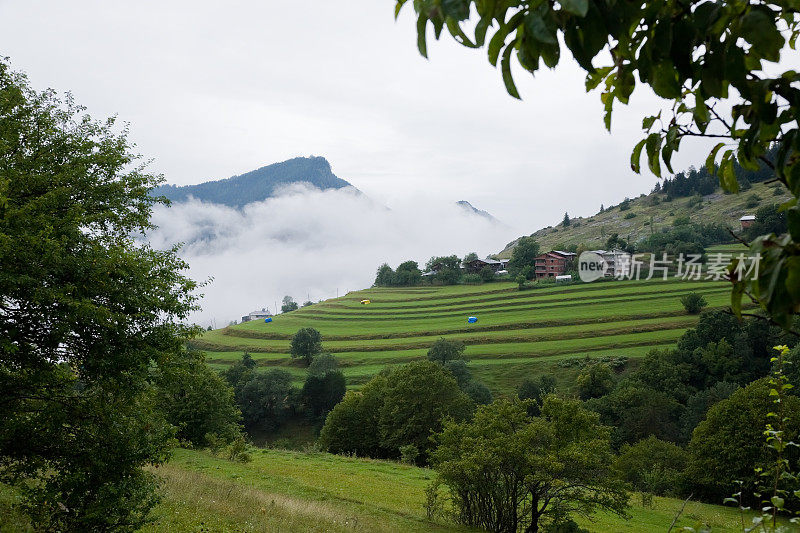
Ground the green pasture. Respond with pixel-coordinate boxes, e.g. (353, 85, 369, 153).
(200, 277, 736, 395)
(141, 448, 766, 533)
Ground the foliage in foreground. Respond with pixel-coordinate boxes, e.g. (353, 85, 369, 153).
(0, 60, 208, 530)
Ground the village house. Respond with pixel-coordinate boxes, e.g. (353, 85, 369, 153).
(534, 251, 576, 279)
(462, 257, 509, 273)
(590, 249, 632, 277)
(241, 308, 273, 323)
(740, 214, 755, 230)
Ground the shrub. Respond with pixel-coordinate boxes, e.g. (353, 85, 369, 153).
(227, 435, 252, 463)
(479, 266, 496, 282)
(462, 273, 482, 285)
(463, 381, 493, 405)
(687, 194, 703, 207)
(681, 292, 708, 314)
(399, 444, 419, 465)
(427, 338, 466, 364)
(576, 363, 614, 400)
(613, 436, 687, 496)
(623, 212, 636, 219)
(745, 193, 761, 208)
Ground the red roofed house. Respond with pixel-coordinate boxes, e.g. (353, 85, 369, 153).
(534, 251, 576, 279)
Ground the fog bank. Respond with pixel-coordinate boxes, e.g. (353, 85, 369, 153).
(147, 184, 519, 326)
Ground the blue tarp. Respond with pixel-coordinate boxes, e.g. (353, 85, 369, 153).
(467, 316, 478, 323)
(264, 317, 272, 323)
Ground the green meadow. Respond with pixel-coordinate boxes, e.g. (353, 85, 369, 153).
(195, 277, 733, 394)
(3, 447, 757, 532)
(141, 448, 766, 532)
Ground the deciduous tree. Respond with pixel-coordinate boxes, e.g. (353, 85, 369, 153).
(431, 398, 629, 532)
(290, 327, 323, 365)
(508, 236, 540, 279)
(0, 61, 200, 530)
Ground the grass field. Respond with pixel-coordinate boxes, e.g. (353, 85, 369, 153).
(136, 448, 774, 532)
(195, 276, 735, 395)
(0, 446, 783, 533)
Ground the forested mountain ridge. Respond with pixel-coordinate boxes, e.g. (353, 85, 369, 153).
(152, 156, 354, 208)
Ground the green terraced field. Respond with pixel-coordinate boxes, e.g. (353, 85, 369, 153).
(198, 277, 733, 394)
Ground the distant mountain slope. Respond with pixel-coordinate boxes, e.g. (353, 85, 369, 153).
(498, 181, 792, 257)
(153, 156, 353, 208)
(456, 200, 502, 224)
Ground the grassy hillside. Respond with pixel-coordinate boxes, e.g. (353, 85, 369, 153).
(0, 447, 764, 532)
(497, 181, 791, 255)
(47, 447, 774, 532)
(193, 275, 737, 396)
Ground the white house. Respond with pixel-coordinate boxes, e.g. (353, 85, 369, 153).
(241, 308, 273, 322)
(590, 249, 632, 277)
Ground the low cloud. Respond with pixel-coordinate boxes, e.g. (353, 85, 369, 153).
(147, 184, 519, 326)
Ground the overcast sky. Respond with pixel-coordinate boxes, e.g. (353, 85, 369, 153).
(0, 0, 718, 229)
(3, 1, 777, 324)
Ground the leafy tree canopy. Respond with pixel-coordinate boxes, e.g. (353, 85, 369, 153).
(281, 295, 299, 313)
(155, 352, 242, 447)
(235, 369, 294, 431)
(614, 436, 687, 496)
(319, 374, 390, 458)
(302, 370, 346, 419)
(426, 255, 463, 285)
(380, 361, 473, 461)
(307, 353, 339, 376)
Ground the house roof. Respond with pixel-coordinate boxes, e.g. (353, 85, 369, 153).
(740, 215, 756, 221)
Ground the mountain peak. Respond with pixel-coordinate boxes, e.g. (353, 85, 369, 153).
(456, 200, 500, 223)
(153, 156, 353, 208)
